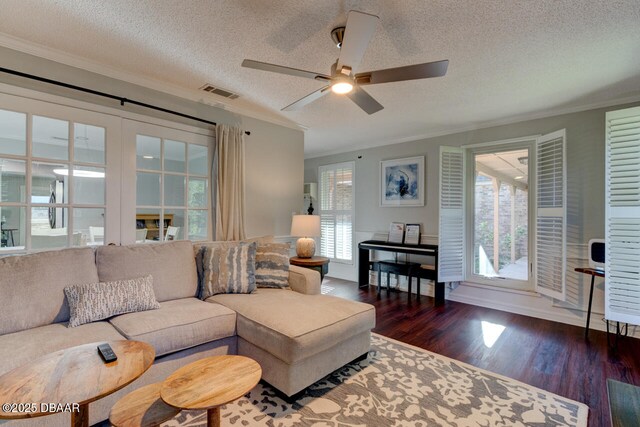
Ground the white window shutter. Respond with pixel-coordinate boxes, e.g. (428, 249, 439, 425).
(319, 162, 355, 263)
(605, 107, 640, 325)
(535, 129, 566, 300)
(438, 146, 465, 282)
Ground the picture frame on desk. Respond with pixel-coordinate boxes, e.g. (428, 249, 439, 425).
(388, 222, 405, 244)
(405, 224, 421, 245)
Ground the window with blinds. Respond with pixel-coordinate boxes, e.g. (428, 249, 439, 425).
(319, 161, 354, 263)
(605, 106, 640, 325)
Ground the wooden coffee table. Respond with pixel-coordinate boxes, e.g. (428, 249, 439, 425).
(0, 340, 154, 427)
(110, 383, 180, 427)
(160, 355, 261, 427)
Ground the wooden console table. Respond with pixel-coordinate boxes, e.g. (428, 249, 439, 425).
(358, 240, 444, 305)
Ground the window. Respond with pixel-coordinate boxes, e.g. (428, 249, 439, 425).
(439, 131, 567, 299)
(319, 162, 354, 263)
(0, 106, 111, 252)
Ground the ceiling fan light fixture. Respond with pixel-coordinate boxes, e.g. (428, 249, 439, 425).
(331, 81, 353, 94)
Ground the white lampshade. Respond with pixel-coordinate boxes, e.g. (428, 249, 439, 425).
(290, 215, 320, 237)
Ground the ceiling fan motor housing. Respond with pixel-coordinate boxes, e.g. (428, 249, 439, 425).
(331, 27, 345, 48)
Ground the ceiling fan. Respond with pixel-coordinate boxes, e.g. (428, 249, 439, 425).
(242, 10, 448, 115)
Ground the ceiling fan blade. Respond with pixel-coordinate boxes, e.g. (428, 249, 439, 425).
(337, 11, 379, 73)
(346, 86, 383, 115)
(355, 60, 449, 85)
(242, 59, 331, 81)
(282, 86, 331, 111)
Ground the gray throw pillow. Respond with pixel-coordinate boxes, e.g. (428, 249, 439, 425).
(255, 242, 290, 288)
(201, 242, 257, 298)
(65, 275, 160, 328)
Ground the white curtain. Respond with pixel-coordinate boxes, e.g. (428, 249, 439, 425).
(214, 124, 246, 241)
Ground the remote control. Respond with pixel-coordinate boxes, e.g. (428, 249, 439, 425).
(97, 343, 117, 363)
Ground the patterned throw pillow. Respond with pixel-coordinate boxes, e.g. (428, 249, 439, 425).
(201, 242, 257, 298)
(64, 275, 160, 328)
(255, 243, 290, 288)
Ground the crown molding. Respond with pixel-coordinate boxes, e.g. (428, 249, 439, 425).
(0, 32, 304, 132)
(304, 93, 640, 159)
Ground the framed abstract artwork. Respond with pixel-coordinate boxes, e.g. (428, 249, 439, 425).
(380, 156, 425, 207)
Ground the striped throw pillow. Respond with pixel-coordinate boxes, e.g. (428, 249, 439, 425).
(255, 243, 290, 288)
(64, 275, 160, 328)
(201, 242, 257, 298)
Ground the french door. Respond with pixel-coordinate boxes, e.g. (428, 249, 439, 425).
(0, 92, 121, 251)
(121, 120, 214, 245)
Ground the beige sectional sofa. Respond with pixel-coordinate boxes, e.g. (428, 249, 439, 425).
(0, 241, 375, 427)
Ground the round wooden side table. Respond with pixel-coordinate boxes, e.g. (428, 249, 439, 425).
(290, 256, 330, 282)
(160, 355, 261, 427)
(0, 340, 154, 427)
(110, 383, 180, 427)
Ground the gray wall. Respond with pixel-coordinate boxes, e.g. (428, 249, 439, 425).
(305, 101, 640, 242)
(0, 46, 304, 238)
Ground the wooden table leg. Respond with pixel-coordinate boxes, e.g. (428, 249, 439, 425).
(72, 403, 89, 427)
(207, 407, 221, 427)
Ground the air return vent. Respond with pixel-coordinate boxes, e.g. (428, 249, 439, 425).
(199, 84, 239, 99)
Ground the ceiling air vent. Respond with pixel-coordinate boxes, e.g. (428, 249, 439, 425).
(199, 84, 239, 99)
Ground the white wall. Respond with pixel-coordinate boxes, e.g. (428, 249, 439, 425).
(305, 101, 640, 336)
(0, 46, 304, 238)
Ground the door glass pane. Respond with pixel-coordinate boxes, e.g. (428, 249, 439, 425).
(73, 208, 104, 246)
(0, 109, 26, 156)
(188, 144, 208, 175)
(136, 209, 161, 242)
(0, 159, 26, 203)
(188, 178, 208, 208)
(74, 123, 105, 164)
(136, 135, 161, 170)
(33, 116, 69, 160)
(164, 140, 185, 173)
(74, 166, 105, 205)
(474, 149, 528, 281)
(136, 172, 160, 206)
(31, 162, 68, 203)
(164, 175, 185, 207)
(165, 209, 184, 241)
(31, 207, 68, 249)
(0, 206, 25, 250)
(188, 209, 208, 241)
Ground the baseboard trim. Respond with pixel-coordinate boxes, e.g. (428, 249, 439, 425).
(447, 288, 640, 338)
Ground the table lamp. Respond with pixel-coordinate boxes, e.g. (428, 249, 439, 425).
(290, 215, 321, 258)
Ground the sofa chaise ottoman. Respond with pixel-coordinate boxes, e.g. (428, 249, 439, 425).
(0, 240, 375, 426)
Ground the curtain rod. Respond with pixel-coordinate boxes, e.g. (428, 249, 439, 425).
(0, 66, 251, 136)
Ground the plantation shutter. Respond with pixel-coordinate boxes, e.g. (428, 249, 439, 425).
(438, 147, 465, 282)
(319, 162, 354, 263)
(605, 107, 640, 325)
(535, 129, 566, 300)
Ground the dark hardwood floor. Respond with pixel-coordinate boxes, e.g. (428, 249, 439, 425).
(323, 277, 640, 427)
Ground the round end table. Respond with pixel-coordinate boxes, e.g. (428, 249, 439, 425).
(160, 355, 261, 427)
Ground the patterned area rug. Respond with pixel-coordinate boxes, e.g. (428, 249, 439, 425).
(162, 334, 588, 426)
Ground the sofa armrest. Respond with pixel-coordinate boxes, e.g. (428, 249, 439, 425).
(288, 265, 321, 295)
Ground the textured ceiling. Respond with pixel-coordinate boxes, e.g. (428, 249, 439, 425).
(1, 0, 639, 157)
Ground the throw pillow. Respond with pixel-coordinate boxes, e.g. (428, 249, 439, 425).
(201, 242, 257, 298)
(64, 275, 160, 328)
(255, 242, 290, 288)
